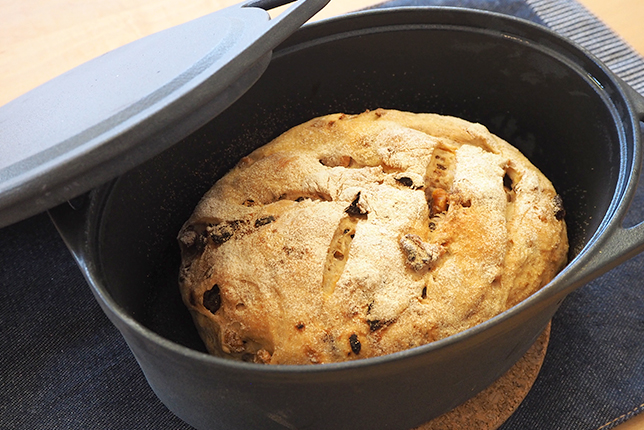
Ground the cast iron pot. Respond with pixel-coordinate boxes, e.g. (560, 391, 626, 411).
(48, 6, 644, 430)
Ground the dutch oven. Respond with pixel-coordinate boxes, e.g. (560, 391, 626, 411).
(2, 0, 644, 429)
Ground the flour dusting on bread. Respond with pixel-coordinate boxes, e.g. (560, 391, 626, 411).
(178, 109, 568, 365)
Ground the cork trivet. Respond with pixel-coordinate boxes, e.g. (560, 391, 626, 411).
(414, 323, 551, 430)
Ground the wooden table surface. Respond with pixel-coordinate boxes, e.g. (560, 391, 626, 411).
(1, 0, 643, 108)
(1, 0, 643, 428)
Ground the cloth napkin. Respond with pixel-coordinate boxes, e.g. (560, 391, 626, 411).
(1, 0, 643, 429)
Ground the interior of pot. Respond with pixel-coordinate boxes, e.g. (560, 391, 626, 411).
(89, 8, 633, 353)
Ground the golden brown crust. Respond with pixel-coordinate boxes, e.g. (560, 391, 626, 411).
(177, 109, 568, 365)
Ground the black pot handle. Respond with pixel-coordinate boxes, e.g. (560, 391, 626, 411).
(243, 0, 329, 21)
(246, 0, 312, 8)
(572, 219, 644, 288)
(241, 0, 330, 47)
(563, 82, 644, 289)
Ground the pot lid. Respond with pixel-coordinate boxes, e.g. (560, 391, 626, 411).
(0, 0, 328, 228)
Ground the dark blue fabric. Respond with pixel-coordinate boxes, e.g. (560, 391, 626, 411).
(1, 1, 643, 429)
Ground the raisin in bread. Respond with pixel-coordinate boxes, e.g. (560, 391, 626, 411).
(177, 109, 568, 365)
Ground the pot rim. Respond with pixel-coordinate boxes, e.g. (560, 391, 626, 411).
(75, 6, 644, 374)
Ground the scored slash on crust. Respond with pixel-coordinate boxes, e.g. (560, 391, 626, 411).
(322, 193, 368, 297)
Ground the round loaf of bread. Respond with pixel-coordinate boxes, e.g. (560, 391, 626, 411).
(177, 109, 568, 365)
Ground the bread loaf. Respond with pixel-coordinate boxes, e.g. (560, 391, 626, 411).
(177, 109, 568, 365)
